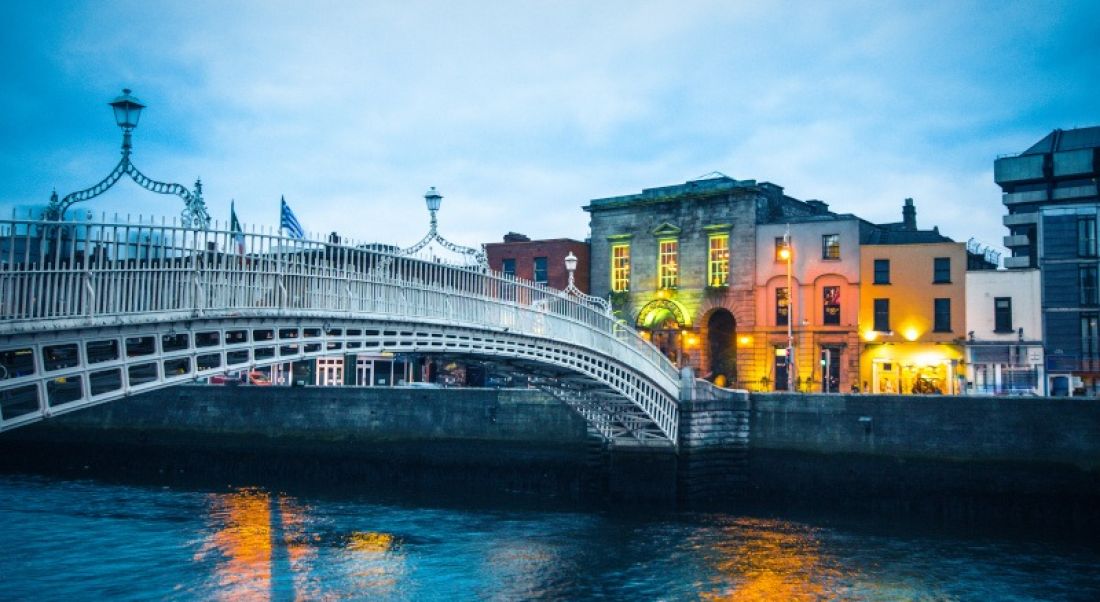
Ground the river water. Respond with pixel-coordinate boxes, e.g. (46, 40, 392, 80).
(1, 474, 1098, 601)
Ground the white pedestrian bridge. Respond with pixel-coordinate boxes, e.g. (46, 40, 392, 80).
(0, 217, 681, 446)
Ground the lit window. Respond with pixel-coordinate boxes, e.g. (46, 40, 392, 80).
(775, 237, 789, 261)
(823, 286, 840, 325)
(611, 244, 630, 292)
(822, 234, 840, 260)
(659, 239, 678, 288)
(776, 287, 789, 326)
(708, 234, 729, 287)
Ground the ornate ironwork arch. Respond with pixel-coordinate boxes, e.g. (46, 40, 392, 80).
(635, 298, 690, 329)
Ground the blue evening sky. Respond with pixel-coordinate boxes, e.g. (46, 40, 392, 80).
(1, 1, 1097, 254)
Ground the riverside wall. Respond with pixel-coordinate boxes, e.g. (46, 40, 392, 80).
(1, 385, 1098, 525)
(744, 392, 1100, 530)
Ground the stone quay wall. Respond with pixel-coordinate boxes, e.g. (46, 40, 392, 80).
(2, 384, 1098, 524)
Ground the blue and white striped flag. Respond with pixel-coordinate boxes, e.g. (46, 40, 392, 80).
(280, 196, 304, 238)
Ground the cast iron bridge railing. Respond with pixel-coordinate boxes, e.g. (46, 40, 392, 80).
(0, 216, 680, 446)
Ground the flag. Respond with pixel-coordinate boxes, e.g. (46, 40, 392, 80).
(280, 196, 304, 239)
(230, 200, 245, 254)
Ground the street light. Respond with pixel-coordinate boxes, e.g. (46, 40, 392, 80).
(563, 250, 611, 315)
(46, 88, 209, 228)
(779, 225, 795, 391)
(398, 186, 488, 267)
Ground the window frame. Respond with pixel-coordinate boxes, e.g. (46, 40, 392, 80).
(873, 259, 890, 285)
(1083, 313, 1100, 361)
(1080, 265, 1099, 306)
(994, 297, 1013, 333)
(610, 243, 630, 292)
(708, 234, 729, 287)
(533, 256, 548, 284)
(823, 286, 841, 326)
(933, 298, 952, 333)
(776, 287, 789, 327)
(933, 257, 951, 284)
(658, 238, 679, 289)
(873, 298, 890, 332)
(1079, 216, 1098, 258)
(821, 234, 840, 261)
(501, 258, 516, 278)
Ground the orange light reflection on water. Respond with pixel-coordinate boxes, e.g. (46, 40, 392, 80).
(195, 488, 404, 601)
(701, 518, 847, 601)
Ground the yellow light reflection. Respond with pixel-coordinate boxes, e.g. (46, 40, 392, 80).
(343, 531, 406, 595)
(702, 518, 844, 601)
(862, 330, 878, 342)
(195, 487, 274, 601)
(902, 327, 920, 342)
(737, 335, 752, 346)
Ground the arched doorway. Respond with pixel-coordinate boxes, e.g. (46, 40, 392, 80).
(636, 299, 689, 365)
(707, 309, 737, 386)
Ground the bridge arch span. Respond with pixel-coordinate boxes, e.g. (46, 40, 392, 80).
(1, 216, 681, 445)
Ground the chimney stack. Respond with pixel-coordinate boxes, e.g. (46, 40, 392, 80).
(903, 198, 917, 230)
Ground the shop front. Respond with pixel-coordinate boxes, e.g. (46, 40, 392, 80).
(862, 343, 964, 395)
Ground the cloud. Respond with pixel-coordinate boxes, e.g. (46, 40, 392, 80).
(1, 0, 1097, 259)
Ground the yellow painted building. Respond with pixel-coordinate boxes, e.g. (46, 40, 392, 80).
(859, 241, 967, 394)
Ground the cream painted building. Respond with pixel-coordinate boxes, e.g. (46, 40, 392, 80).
(964, 269, 1044, 394)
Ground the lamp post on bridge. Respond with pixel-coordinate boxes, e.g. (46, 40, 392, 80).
(45, 89, 210, 229)
(563, 251, 611, 315)
(398, 186, 488, 268)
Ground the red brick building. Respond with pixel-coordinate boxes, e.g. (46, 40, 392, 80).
(484, 233, 591, 293)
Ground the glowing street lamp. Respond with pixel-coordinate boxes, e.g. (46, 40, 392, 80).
(780, 225, 794, 390)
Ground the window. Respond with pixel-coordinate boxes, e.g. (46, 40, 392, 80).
(873, 298, 890, 332)
(1083, 314, 1099, 362)
(823, 286, 840, 325)
(658, 239, 678, 288)
(775, 237, 789, 261)
(533, 257, 548, 284)
(934, 298, 951, 332)
(822, 234, 840, 260)
(873, 259, 890, 284)
(933, 257, 951, 283)
(994, 297, 1012, 332)
(776, 287, 789, 326)
(708, 234, 729, 287)
(1079, 216, 1097, 258)
(1081, 265, 1098, 306)
(501, 258, 516, 278)
(611, 244, 630, 292)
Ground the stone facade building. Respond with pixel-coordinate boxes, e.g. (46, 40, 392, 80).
(584, 174, 828, 387)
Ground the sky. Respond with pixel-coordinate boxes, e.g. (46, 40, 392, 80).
(1, 0, 1097, 255)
